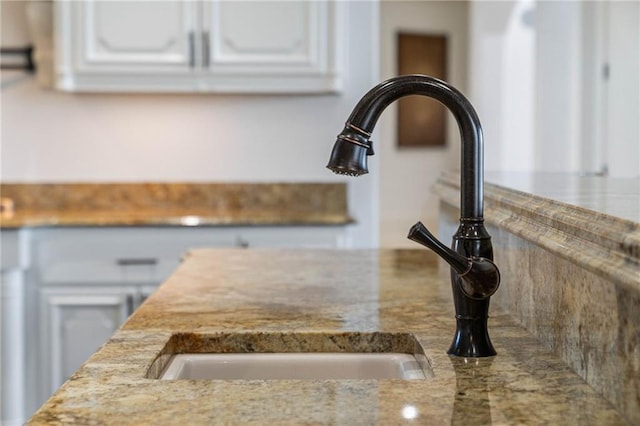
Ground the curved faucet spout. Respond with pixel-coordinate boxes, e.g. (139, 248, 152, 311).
(327, 74, 499, 357)
(327, 74, 484, 219)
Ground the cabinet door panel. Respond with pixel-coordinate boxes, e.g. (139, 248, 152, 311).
(1, 269, 26, 425)
(80, 0, 197, 69)
(206, 0, 327, 71)
(40, 289, 131, 399)
(201, 0, 344, 92)
(214, 2, 310, 63)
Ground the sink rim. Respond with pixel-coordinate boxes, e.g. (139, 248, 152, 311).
(146, 331, 433, 380)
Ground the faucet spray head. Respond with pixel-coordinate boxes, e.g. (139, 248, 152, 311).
(326, 124, 374, 176)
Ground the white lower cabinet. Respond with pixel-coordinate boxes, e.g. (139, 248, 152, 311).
(1, 230, 27, 426)
(24, 225, 347, 414)
(39, 287, 135, 399)
(1, 269, 26, 426)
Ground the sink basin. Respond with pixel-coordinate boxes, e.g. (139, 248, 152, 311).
(160, 352, 427, 380)
(148, 332, 433, 381)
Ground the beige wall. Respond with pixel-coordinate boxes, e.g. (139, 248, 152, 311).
(379, 0, 468, 247)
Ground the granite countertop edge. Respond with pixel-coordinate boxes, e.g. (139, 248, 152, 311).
(0, 211, 355, 229)
(434, 172, 640, 292)
(0, 182, 353, 229)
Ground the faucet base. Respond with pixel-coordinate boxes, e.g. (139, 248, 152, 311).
(447, 317, 496, 357)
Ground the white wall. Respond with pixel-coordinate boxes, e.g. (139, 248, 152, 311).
(605, 0, 640, 178)
(535, 1, 582, 173)
(469, 0, 639, 178)
(579, 0, 640, 178)
(0, 1, 380, 247)
(468, 0, 536, 173)
(379, 0, 468, 248)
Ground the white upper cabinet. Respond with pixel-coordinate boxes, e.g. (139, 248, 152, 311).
(54, 0, 345, 93)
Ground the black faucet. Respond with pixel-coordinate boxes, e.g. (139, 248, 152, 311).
(327, 74, 500, 357)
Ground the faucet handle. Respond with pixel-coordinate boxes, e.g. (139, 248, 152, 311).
(408, 222, 500, 300)
(408, 222, 468, 272)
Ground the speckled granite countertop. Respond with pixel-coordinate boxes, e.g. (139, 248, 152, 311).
(28, 249, 627, 425)
(436, 171, 639, 289)
(435, 171, 639, 424)
(0, 183, 352, 228)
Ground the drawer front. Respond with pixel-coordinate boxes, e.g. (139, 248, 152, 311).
(32, 226, 347, 284)
(33, 227, 237, 284)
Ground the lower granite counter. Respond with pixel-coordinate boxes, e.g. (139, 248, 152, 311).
(0, 182, 352, 228)
(28, 249, 627, 425)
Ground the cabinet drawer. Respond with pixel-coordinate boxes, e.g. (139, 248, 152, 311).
(39, 258, 179, 286)
(32, 227, 236, 284)
(33, 226, 347, 284)
(32, 228, 237, 265)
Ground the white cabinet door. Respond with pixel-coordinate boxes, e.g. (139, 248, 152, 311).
(201, 0, 344, 93)
(39, 287, 133, 400)
(56, 0, 199, 91)
(1, 269, 26, 426)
